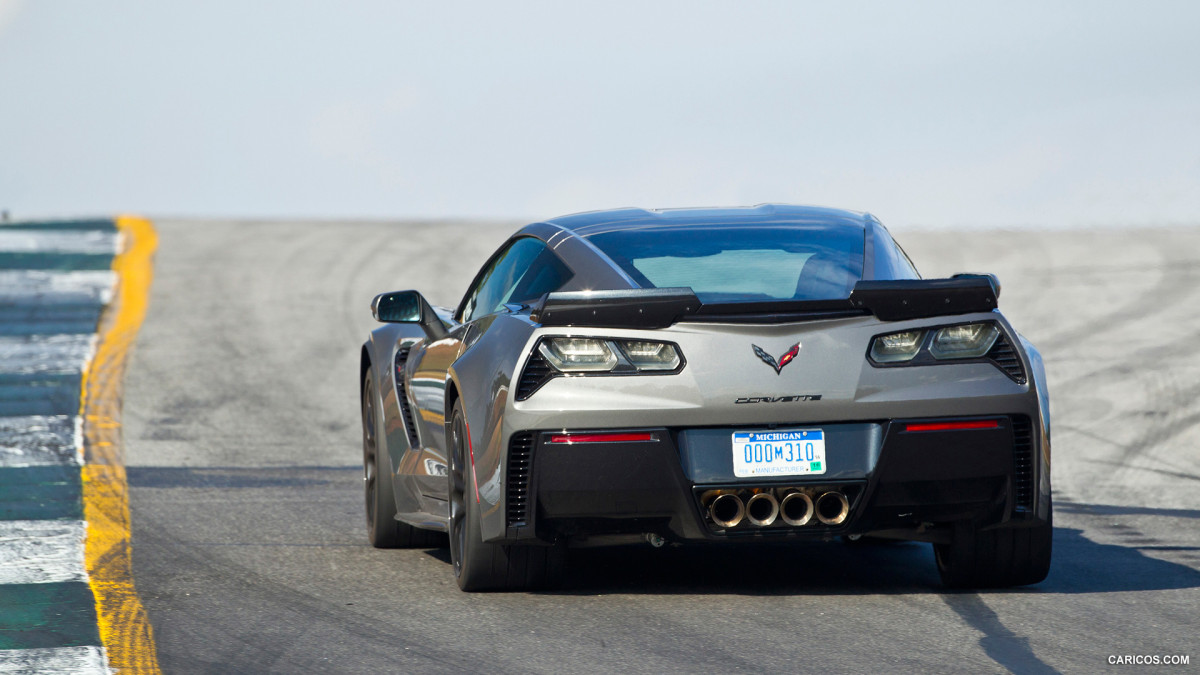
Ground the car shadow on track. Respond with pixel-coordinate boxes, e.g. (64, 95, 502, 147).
(426, 508, 1200, 597)
(127, 467, 1200, 597)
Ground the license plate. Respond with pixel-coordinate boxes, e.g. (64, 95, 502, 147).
(731, 429, 826, 478)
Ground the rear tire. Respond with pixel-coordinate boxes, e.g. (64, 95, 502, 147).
(363, 369, 442, 548)
(934, 499, 1053, 588)
(447, 400, 564, 591)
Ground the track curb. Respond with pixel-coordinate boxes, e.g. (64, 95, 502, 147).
(81, 215, 162, 674)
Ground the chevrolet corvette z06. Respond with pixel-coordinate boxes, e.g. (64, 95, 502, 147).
(359, 204, 1052, 591)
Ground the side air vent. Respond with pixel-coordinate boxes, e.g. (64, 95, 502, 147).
(393, 346, 421, 450)
(1011, 415, 1034, 512)
(515, 350, 556, 401)
(506, 432, 534, 526)
(987, 333, 1027, 384)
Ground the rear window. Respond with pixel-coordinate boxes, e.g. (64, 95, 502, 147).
(587, 224, 864, 303)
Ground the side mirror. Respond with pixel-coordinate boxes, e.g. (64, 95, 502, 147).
(371, 290, 449, 340)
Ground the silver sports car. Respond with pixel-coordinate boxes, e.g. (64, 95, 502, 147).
(360, 205, 1052, 591)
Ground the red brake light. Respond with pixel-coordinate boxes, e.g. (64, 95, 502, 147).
(904, 419, 1001, 433)
(549, 432, 656, 444)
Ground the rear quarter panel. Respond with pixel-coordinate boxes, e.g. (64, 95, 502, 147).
(445, 313, 539, 540)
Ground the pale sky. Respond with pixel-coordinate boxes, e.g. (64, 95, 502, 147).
(1, 1, 1198, 229)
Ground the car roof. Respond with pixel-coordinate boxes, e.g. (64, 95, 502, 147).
(539, 203, 874, 238)
(506, 204, 883, 295)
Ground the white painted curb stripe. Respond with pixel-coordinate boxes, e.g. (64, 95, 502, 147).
(0, 646, 111, 674)
(0, 415, 83, 468)
(0, 271, 116, 306)
(0, 335, 97, 376)
(0, 520, 88, 585)
(0, 230, 119, 255)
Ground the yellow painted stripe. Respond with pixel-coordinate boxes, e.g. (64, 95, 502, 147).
(81, 215, 162, 674)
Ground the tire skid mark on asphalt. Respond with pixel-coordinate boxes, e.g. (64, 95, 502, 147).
(1053, 294, 1200, 388)
(1037, 246, 1200, 353)
(1053, 316, 1200, 461)
(264, 224, 364, 377)
(127, 515, 480, 674)
(81, 215, 163, 674)
(129, 468, 783, 672)
(1072, 457, 1200, 485)
(1027, 233, 1200, 599)
(1125, 374, 1200, 456)
(902, 229, 1191, 392)
(908, 227, 1200, 666)
(931, 229, 1196, 360)
(1056, 360, 1200, 473)
(204, 237, 323, 451)
(340, 227, 401, 345)
(1027, 233, 1200, 463)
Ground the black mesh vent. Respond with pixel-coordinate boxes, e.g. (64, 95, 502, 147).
(516, 349, 557, 400)
(506, 432, 534, 526)
(987, 333, 1027, 384)
(393, 346, 421, 450)
(1011, 415, 1035, 512)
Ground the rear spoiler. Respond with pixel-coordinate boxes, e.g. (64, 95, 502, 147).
(530, 274, 999, 328)
(848, 274, 999, 321)
(531, 288, 700, 329)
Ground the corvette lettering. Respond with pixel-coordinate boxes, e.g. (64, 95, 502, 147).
(735, 395, 823, 404)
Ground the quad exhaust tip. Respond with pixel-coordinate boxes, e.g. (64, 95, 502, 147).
(704, 488, 850, 528)
(815, 491, 850, 525)
(779, 491, 814, 526)
(709, 493, 745, 528)
(745, 492, 779, 527)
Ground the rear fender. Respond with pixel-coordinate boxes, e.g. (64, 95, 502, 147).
(1017, 332, 1052, 520)
(446, 313, 537, 542)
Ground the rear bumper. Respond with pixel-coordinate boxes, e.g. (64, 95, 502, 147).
(501, 414, 1048, 545)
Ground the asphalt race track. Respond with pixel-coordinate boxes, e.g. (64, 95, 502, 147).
(122, 220, 1200, 673)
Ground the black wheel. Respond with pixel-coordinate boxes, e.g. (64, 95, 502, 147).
(447, 400, 564, 591)
(363, 369, 442, 548)
(934, 499, 1053, 588)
